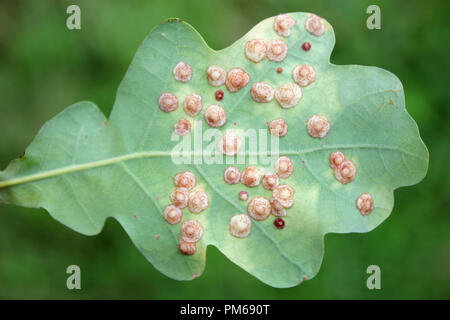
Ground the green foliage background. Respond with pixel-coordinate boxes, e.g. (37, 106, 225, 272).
(0, 0, 448, 299)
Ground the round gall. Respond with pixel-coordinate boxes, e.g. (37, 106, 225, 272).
(270, 198, 287, 217)
(267, 39, 288, 62)
(239, 191, 249, 201)
(215, 90, 224, 101)
(273, 14, 296, 37)
(174, 171, 196, 190)
(178, 239, 197, 255)
(244, 39, 267, 63)
(250, 82, 274, 103)
(180, 219, 204, 243)
(204, 104, 226, 128)
(170, 187, 189, 209)
(356, 193, 374, 216)
(225, 68, 250, 92)
(158, 92, 178, 113)
(268, 118, 288, 137)
(262, 172, 279, 190)
(307, 115, 330, 138)
(229, 214, 252, 238)
(334, 159, 356, 184)
(329, 151, 346, 169)
(274, 156, 294, 178)
(183, 93, 202, 117)
(164, 205, 183, 225)
(241, 166, 262, 187)
(218, 131, 242, 156)
(302, 42, 311, 51)
(274, 218, 286, 229)
(174, 118, 191, 136)
(275, 83, 302, 109)
(292, 64, 316, 87)
(305, 14, 325, 36)
(272, 184, 294, 208)
(224, 167, 241, 185)
(247, 197, 271, 221)
(207, 65, 227, 87)
(173, 61, 192, 82)
(188, 190, 209, 213)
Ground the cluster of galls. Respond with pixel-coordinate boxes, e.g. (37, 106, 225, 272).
(163, 171, 209, 255)
(158, 90, 196, 137)
(158, 13, 328, 154)
(329, 151, 356, 184)
(225, 11, 332, 235)
(245, 64, 317, 110)
(161, 12, 370, 254)
(243, 14, 332, 140)
(225, 156, 295, 238)
(241, 13, 326, 110)
(179, 219, 204, 256)
(329, 151, 374, 215)
(273, 13, 325, 38)
(159, 61, 252, 157)
(206, 65, 251, 93)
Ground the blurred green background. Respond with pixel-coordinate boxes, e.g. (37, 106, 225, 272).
(0, 0, 448, 299)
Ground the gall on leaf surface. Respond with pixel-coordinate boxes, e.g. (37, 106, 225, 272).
(0, 13, 428, 287)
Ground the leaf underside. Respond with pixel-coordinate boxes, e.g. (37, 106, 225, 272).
(0, 13, 428, 287)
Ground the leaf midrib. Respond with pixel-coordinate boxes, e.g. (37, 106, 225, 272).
(0, 144, 424, 189)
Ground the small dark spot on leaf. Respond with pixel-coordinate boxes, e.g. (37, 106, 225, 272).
(302, 42, 311, 51)
(388, 99, 394, 105)
(215, 90, 224, 101)
(238, 191, 248, 201)
(133, 215, 138, 219)
(19, 151, 25, 159)
(274, 218, 285, 229)
(276, 67, 283, 74)
(156, 235, 161, 239)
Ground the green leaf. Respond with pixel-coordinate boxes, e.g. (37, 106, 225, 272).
(0, 13, 428, 287)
